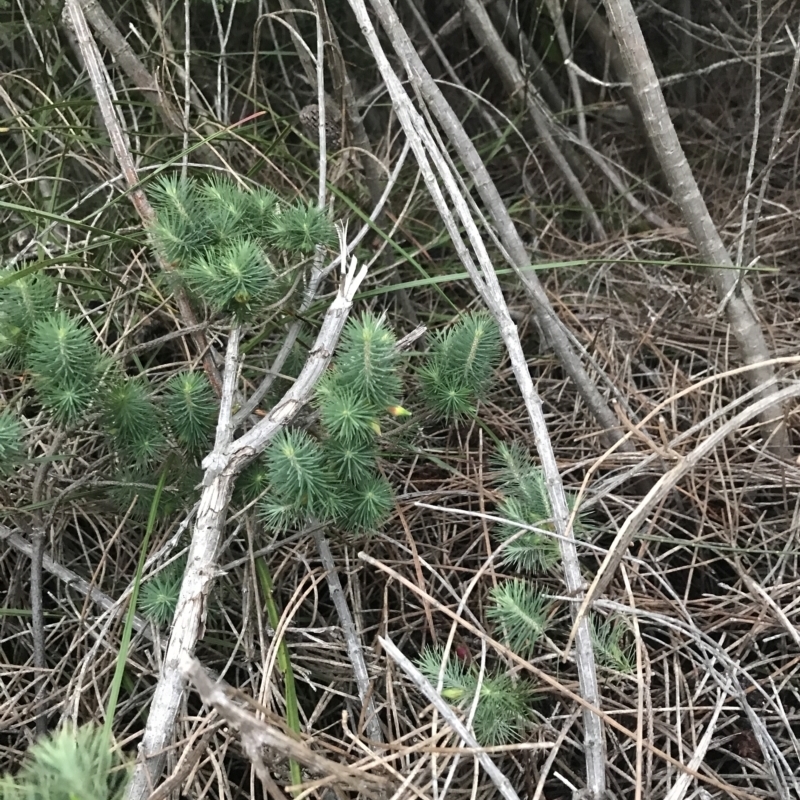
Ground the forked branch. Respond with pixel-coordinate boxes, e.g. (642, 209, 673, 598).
(125, 239, 370, 800)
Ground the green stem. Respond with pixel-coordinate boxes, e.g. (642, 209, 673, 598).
(254, 557, 303, 793)
(103, 465, 168, 741)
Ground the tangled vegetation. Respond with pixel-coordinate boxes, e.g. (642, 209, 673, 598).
(2, 1, 799, 799)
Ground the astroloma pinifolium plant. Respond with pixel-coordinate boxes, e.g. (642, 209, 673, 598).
(0, 175, 336, 504)
(417, 438, 633, 746)
(147, 175, 336, 317)
(0, 725, 130, 800)
(0, 174, 337, 626)
(236, 309, 505, 535)
(3, 171, 627, 748)
(139, 308, 505, 626)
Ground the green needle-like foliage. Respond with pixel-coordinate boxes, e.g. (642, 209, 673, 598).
(0, 269, 56, 363)
(148, 174, 207, 266)
(471, 673, 534, 746)
(492, 441, 586, 574)
(197, 176, 248, 243)
(26, 311, 102, 426)
(486, 580, 550, 660)
(591, 615, 635, 674)
(235, 457, 270, 504)
(494, 441, 585, 517)
(317, 384, 379, 445)
(417, 646, 536, 746)
(258, 495, 308, 534)
(262, 428, 335, 517)
(163, 371, 217, 455)
(342, 472, 394, 532)
(418, 359, 474, 420)
(184, 238, 276, 317)
(257, 313, 407, 536)
(138, 556, 187, 627)
(35, 382, 96, 429)
(419, 312, 502, 421)
(323, 438, 376, 484)
(0, 724, 131, 800)
(149, 173, 196, 220)
(0, 410, 24, 475)
(417, 645, 473, 701)
(495, 495, 562, 573)
(28, 311, 98, 385)
(102, 377, 165, 467)
(266, 201, 336, 254)
(149, 174, 337, 321)
(240, 186, 279, 239)
(492, 440, 536, 493)
(448, 311, 502, 387)
(329, 312, 402, 410)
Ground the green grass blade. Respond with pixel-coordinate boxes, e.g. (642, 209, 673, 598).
(103, 466, 168, 740)
(255, 556, 303, 793)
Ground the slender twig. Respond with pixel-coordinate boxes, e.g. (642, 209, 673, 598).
(212, 325, 242, 455)
(733, 0, 762, 274)
(62, 0, 223, 393)
(662, 688, 727, 800)
(312, 526, 385, 746)
(180, 655, 392, 794)
(144, 725, 218, 800)
(462, 0, 605, 239)
(67, 0, 182, 132)
(233, 248, 328, 425)
(564, 0, 667, 185)
(591, 598, 796, 797)
(312, 0, 327, 209)
(567, 380, 800, 650)
(488, 0, 565, 113)
(274, 0, 384, 209)
(73, 0, 225, 165)
(379, 636, 521, 800)
(120, 323, 208, 357)
(0, 524, 155, 640)
(747, 16, 800, 259)
(29, 431, 67, 734)
(316, 0, 386, 212)
(353, 0, 637, 458)
(602, 0, 791, 458)
(364, 554, 768, 800)
(253, 553, 303, 790)
(27, 527, 48, 727)
(541, 0, 587, 141)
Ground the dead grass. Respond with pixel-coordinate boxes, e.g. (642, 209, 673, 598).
(2, 1, 800, 798)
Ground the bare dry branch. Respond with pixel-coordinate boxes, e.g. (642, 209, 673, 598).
(602, 0, 792, 458)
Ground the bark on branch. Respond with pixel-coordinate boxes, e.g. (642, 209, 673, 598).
(602, 0, 791, 458)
